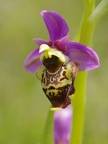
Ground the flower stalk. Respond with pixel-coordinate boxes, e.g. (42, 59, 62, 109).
(71, 1, 108, 144)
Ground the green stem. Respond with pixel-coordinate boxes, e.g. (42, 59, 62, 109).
(71, 1, 108, 144)
(83, 0, 95, 19)
(71, 72, 87, 144)
(71, 20, 94, 144)
(79, 20, 94, 45)
(71, 1, 95, 144)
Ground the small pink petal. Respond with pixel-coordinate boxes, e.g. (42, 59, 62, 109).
(54, 36, 70, 52)
(33, 38, 52, 46)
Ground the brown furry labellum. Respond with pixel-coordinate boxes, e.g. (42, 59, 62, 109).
(36, 55, 79, 109)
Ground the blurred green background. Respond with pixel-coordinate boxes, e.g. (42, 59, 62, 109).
(0, 0, 108, 144)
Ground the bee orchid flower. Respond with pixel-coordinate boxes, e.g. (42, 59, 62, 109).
(24, 10, 100, 109)
(54, 105, 72, 144)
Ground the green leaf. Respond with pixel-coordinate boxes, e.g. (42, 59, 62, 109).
(39, 108, 54, 144)
(89, 0, 108, 25)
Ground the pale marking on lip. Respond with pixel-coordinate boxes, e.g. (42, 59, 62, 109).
(50, 107, 61, 111)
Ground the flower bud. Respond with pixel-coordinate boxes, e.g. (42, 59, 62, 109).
(54, 106, 72, 144)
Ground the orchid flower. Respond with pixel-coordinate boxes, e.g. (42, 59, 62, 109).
(54, 105, 72, 144)
(24, 10, 100, 109)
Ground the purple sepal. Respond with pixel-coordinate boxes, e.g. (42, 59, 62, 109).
(67, 42, 100, 71)
(23, 48, 42, 73)
(41, 10, 69, 42)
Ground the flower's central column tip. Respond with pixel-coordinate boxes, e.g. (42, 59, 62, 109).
(39, 44, 69, 63)
(39, 44, 50, 53)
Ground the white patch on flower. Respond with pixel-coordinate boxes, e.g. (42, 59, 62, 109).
(39, 44, 69, 64)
